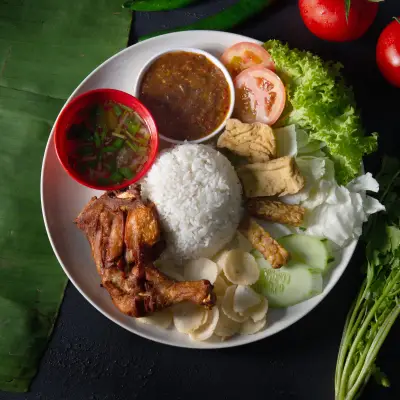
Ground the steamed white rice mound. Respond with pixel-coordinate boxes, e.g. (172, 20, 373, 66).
(142, 144, 242, 263)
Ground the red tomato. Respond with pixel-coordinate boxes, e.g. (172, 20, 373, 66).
(234, 66, 286, 125)
(377, 18, 400, 87)
(299, 0, 378, 42)
(221, 42, 275, 78)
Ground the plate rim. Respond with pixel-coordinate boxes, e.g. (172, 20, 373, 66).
(40, 30, 358, 349)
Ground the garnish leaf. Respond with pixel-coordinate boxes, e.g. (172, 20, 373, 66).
(264, 40, 378, 184)
(335, 156, 400, 399)
(345, 0, 351, 22)
(394, 17, 400, 24)
(119, 167, 134, 179)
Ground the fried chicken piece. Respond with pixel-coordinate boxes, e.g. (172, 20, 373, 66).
(102, 264, 215, 317)
(217, 119, 277, 162)
(239, 217, 289, 269)
(124, 199, 164, 280)
(246, 198, 306, 227)
(237, 156, 305, 198)
(75, 194, 128, 273)
(75, 186, 216, 317)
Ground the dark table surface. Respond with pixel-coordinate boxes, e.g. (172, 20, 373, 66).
(2, 1, 400, 399)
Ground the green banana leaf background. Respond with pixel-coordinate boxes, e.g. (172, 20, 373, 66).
(0, 0, 130, 392)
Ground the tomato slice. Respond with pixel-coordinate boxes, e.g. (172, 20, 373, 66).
(233, 66, 286, 126)
(221, 42, 275, 78)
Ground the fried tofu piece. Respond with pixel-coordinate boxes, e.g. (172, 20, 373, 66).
(239, 217, 289, 269)
(237, 156, 305, 198)
(217, 118, 276, 162)
(246, 198, 306, 227)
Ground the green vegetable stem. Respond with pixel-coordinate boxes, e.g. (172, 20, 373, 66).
(139, 0, 273, 41)
(123, 0, 198, 11)
(335, 156, 400, 400)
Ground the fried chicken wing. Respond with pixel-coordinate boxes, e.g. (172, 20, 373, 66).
(239, 216, 289, 269)
(246, 198, 306, 227)
(75, 186, 216, 317)
(124, 200, 162, 266)
(102, 264, 214, 317)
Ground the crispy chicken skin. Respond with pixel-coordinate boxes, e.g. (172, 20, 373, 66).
(75, 186, 215, 317)
(246, 198, 306, 227)
(101, 265, 215, 317)
(239, 216, 289, 269)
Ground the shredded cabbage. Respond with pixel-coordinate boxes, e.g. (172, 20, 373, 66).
(264, 40, 378, 185)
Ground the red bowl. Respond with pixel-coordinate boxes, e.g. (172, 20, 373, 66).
(54, 88, 159, 191)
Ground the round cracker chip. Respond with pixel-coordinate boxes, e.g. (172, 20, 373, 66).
(214, 306, 241, 338)
(221, 249, 260, 285)
(236, 232, 253, 252)
(233, 285, 261, 314)
(240, 316, 267, 335)
(173, 303, 206, 333)
(190, 307, 220, 342)
(242, 296, 269, 322)
(184, 258, 218, 284)
(221, 285, 247, 323)
(214, 275, 229, 297)
(213, 250, 229, 274)
(156, 260, 184, 281)
(163, 268, 184, 282)
(137, 309, 172, 329)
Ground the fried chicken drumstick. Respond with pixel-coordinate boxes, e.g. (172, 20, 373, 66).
(75, 187, 215, 317)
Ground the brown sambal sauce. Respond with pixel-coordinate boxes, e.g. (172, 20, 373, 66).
(139, 51, 231, 141)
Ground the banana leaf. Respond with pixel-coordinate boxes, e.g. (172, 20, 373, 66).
(0, 0, 130, 392)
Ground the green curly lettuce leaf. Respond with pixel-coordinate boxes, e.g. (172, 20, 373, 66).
(264, 40, 378, 185)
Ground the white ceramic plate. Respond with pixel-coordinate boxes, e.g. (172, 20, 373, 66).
(41, 31, 357, 349)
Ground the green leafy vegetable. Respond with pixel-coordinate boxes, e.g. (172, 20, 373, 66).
(140, 0, 274, 41)
(345, 0, 351, 22)
(119, 167, 134, 179)
(102, 146, 118, 153)
(264, 40, 378, 185)
(112, 103, 122, 116)
(112, 138, 125, 149)
(126, 120, 140, 135)
(126, 140, 139, 152)
(335, 156, 400, 400)
(122, 0, 197, 11)
(0, 0, 130, 392)
(94, 131, 101, 148)
(110, 171, 124, 183)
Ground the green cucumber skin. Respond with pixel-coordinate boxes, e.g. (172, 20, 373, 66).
(139, 0, 273, 41)
(278, 234, 334, 274)
(254, 262, 323, 308)
(123, 0, 197, 12)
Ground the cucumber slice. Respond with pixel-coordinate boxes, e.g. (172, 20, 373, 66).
(250, 251, 272, 269)
(278, 234, 333, 273)
(253, 261, 323, 308)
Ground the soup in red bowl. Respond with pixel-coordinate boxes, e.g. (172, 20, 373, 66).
(54, 89, 159, 190)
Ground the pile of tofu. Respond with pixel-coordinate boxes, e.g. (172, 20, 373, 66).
(217, 119, 307, 269)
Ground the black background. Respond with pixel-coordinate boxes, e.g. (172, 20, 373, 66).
(1, 0, 400, 399)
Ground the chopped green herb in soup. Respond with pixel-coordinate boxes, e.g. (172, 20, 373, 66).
(66, 101, 150, 186)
